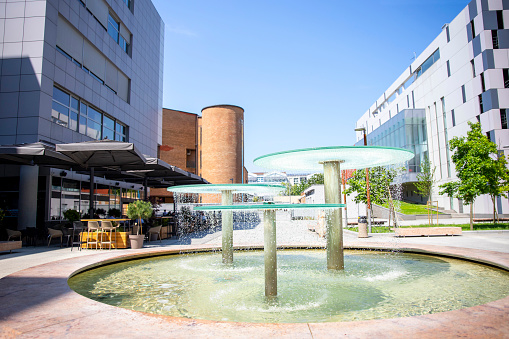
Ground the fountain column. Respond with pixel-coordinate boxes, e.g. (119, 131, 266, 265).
(264, 209, 277, 297)
(221, 190, 234, 264)
(323, 161, 344, 270)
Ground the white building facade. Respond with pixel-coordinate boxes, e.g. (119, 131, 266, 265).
(355, 0, 509, 216)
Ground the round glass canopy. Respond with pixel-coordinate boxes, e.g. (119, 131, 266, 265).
(253, 146, 414, 172)
(194, 203, 345, 211)
(168, 184, 286, 195)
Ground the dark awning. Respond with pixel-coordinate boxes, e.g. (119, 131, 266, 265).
(56, 140, 146, 168)
(0, 142, 77, 169)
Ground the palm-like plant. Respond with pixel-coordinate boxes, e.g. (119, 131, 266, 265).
(126, 200, 153, 235)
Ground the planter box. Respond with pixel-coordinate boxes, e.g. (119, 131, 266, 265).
(0, 241, 22, 253)
(393, 227, 462, 237)
(80, 232, 129, 249)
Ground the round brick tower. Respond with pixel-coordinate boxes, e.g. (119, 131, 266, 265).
(200, 105, 244, 184)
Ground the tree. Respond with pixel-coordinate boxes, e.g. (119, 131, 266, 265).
(281, 173, 324, 196)
(415, 156, 436, 203)
(344, 166, 402, 209)
(439, 122, 509, 229)
(127, 200, 153, 235)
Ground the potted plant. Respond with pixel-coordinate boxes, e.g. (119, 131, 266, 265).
(127, 200, 153, 249)
(63, 209, 80, 225)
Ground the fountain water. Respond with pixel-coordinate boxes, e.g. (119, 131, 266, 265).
(195, 203, 344, 297)
(254, 145, 414, 270)
(168, 184, 285, 264)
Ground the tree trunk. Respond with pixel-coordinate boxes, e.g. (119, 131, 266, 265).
(470, 204, 473, 231)
(492, 196, 497, 224)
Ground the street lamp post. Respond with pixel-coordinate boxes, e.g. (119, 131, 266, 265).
(354, 127, 372, 233)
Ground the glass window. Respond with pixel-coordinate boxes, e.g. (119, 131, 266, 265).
(79, 114, 87, 134)
(70, 111, 78, 131)
(53, 87, 69, 105)
(108, 14, 120, 43)
(88, 106, 102, 123)
(103, 128, 114, 140)
(103, 115, 115, 130)
(71, 97, 79, 110)
(87, 119, 102, 140)
(51, 101, 69, 127)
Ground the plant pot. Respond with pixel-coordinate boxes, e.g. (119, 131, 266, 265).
(129, 234, 144, 249)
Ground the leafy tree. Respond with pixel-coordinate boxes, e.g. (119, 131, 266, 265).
(344, 166, 402, 208)
(281, 173, 324, 196)
(439, 122, 509, 229)
(127, 200, 153, 235)
(415, 156, 436, 203)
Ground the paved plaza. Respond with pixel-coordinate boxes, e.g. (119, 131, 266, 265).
(1, 211, 508, 279)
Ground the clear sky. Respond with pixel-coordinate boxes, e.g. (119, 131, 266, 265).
(151, 0, 470, 173)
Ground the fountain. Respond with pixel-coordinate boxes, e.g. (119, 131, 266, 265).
(254, 145, 414, 270)
(195, 203, 344, 297)
(66, 145, 509, 328)
(168, 184, 285, 264)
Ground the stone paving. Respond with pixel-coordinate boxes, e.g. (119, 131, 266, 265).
(1, 212, 509, 337)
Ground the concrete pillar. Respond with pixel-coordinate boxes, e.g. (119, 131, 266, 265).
(323, 161, 344, 270)
(221, 190, 233, 264)
(18, 165, 39, 230)
(264, 209, 277, 297)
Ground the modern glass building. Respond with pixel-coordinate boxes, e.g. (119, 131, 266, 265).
(355, 0, 509, 214)
(0, 0, 164, 229)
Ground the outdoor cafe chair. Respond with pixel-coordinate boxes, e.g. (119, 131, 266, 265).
(86, 221, 101, 249)
(6, 229, 21, 242)
(47, 228, 63, 247)
(147, 225, 162, 242)
(100, 220, 117, 250)
(71, 221, 86, 251)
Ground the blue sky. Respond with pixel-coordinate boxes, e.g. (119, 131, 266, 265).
(151, 0, 470, 172)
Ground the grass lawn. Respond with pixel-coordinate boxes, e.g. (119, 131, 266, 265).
(382, 200, 442, 215)
(348, 222, 509, 233)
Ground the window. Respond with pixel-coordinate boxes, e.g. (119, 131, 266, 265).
(503, 69, 509, 88)
(471, 60, 475, 77)
(480, 73, 486, 92)
(415, 49, 440, 79)
(446, 25, 450, 42)
(52, 87, 80, 130)
(122, 0, 130, 9)
(108, 13, 130, 54)
(186, 149, 196, 168)
(470, 20, 475, 37)
(451, 109, 456, 127)
(447, 60, 451, 77)
(497, 10, 504, 29)
(479, 94, 484, 114)
(461, 85, 466, 103)
(492, 30, 499, 49)
(501, 109, 508, 129)
(52, 86, 128, 141)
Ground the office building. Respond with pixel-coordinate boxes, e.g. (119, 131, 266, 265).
(355, 0, 509, 215)
(0, 0, 164, 227)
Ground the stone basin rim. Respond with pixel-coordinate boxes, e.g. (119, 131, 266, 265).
(68, 243, 509, 287)
(3, 242, 509, 337)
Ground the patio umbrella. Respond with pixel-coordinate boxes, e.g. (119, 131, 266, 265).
(0, 142, 77, 168)
(56, 140, 147, 216)
(55, 140, 146, 168)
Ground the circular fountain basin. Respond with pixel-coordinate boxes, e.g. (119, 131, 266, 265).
(253, 145, 414, 171)
(68, 248, 509, 324)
